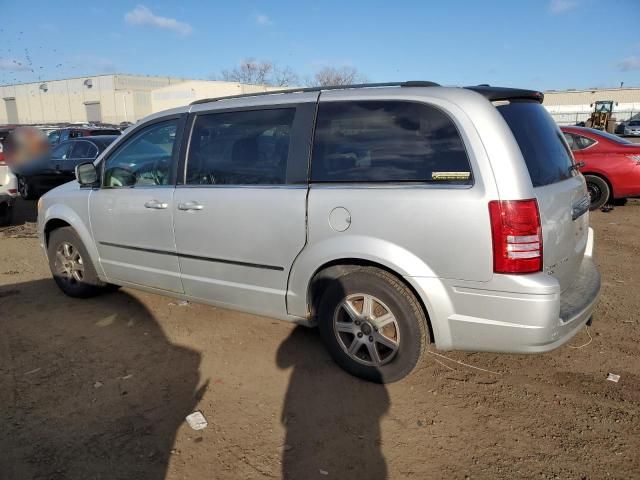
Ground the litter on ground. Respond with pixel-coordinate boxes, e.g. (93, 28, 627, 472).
(186, 411, 208, 430)
(607, 373, 621, 383)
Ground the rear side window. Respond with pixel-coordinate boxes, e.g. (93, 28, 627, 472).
(311, 101, 472, 184)
(563, 132, 595, 151)
(497, 102, 574, 187)
(69, 141, 98, 159)
(186, 108, 294, 185)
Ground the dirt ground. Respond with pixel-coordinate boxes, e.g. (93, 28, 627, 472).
(1, 198, 639, 480)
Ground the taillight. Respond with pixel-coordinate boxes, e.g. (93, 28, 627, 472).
(8, 189, 17, 194)
(489, 199, 542, 274)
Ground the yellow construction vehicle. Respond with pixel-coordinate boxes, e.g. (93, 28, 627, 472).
(585, 100, 617, 133)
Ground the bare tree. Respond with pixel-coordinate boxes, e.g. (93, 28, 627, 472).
(217, 59, 298, 87)
(308, 66, 367, 87)
(220, 59, 272, 84)
(271, 65, 299, 87)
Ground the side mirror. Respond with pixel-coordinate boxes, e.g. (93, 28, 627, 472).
(76, 162, 98, 186)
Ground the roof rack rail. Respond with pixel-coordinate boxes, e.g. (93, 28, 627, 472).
(189, 80, 440, 106)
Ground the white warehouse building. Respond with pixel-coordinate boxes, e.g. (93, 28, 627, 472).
(3, 75, 638, 127)
(0, 74, 278, 125)
(543, 87, 640, 125)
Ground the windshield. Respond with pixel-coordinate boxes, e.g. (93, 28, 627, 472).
(497, 101, 575, 187)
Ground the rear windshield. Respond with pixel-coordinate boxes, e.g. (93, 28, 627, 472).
(497, 102, 574, 187)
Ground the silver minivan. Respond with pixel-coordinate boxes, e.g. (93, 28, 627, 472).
(38, 82, 601, 382)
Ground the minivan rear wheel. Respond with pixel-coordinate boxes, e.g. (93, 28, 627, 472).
(48, 227, 107, 298)
(584, 175, 610, 210)
(317, 267, 428, 383)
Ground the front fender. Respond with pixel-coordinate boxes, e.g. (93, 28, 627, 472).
(40, 200, 104, 279)
(286, 234, 437, 318)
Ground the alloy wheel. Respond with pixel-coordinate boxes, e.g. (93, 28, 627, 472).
(18, 177, 29, 199)
(333, 293, 401, 366)
(54, 242, 85, 284)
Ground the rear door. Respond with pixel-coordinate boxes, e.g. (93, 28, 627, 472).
(89, 116, 186, 292)
(498, 103, 588, 291)
(173, 95, 316, 318)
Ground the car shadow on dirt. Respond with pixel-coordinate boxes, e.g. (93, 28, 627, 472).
(0, 279, 204, 480)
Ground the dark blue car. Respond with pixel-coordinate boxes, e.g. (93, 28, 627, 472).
(15, 135, 118, 199)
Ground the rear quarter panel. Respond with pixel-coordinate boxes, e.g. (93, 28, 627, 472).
(581, 152, 640, 198)
(287, 88, 506, 318)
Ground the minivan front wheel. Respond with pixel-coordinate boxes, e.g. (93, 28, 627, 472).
(584, 175, 610, 210)
(48, 227, 106, 298)
(317, 267, 428, 383)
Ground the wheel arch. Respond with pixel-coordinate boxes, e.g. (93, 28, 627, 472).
(305, 258, 435, 344)
(41, 204, 104, 279)
(582, 171, 615, 198)
(44, 218, 72, 246)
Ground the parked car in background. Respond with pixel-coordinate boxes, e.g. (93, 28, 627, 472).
(48, 127, 121, 145)
(14, 135, 118, 199)
(38, 82, 600, 383)
(624, 120, 640, 137)
(561, 126, 640, 209)
(0, 142, 18, 225)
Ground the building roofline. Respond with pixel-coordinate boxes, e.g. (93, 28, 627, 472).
(545, 86, 640, 94)
(0, 73, 193, 87)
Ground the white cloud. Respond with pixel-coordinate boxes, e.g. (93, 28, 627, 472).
(0, 58, 31, 71)
(124, 5, 192, 36)
(549, 0, 578, 14)
(617, 56, 640, 71)
(254, 14, 273, 26)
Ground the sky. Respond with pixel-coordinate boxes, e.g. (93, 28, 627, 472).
(1, 0, 639, 91)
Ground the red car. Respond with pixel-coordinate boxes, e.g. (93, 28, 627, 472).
(561, 126, 640, 210)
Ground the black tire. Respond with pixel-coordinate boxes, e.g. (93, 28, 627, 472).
(584, 175, 611, 210)
(48, 227, 106, 298)
(317, 267, 429, 383)
(0, 201, 13, 226)
(17, 175, 37, 200)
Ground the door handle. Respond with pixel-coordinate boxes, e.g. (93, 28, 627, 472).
(178, 201, 204, 211)
(144, 200, 168, 209)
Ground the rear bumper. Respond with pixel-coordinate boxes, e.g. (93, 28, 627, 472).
(408, 230, 601, 353)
